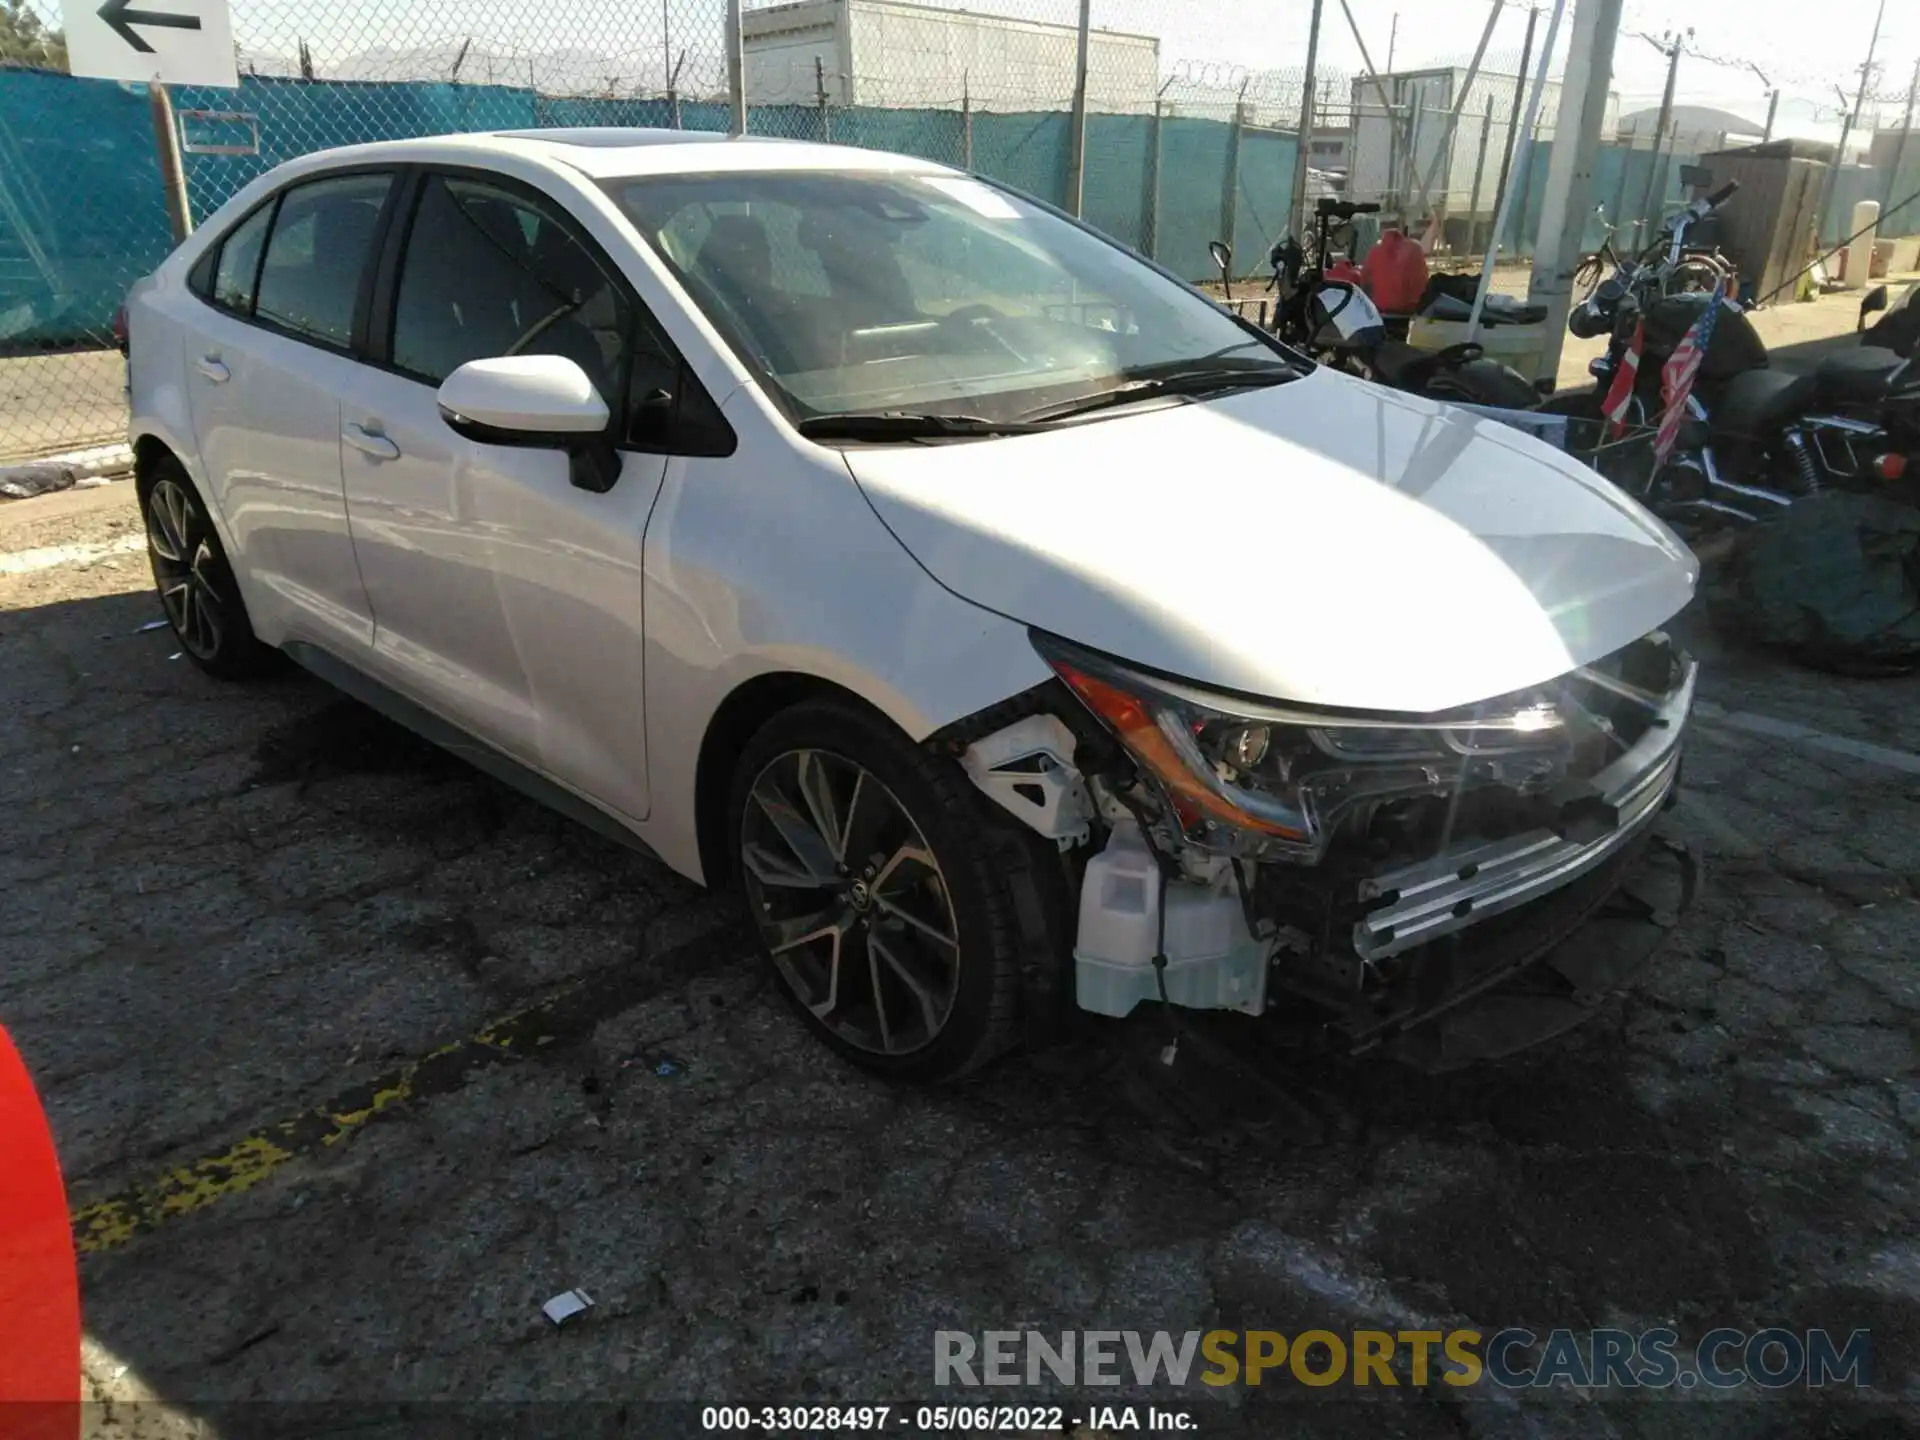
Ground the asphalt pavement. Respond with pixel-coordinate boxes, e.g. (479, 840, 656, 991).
(2, 482, 1918, 1439)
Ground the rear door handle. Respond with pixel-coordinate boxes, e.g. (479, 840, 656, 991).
(195, 356, 229, 383)
(343, 423, 400, 461)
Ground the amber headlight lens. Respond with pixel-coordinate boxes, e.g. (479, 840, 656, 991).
(1033, 633, 1570, 859)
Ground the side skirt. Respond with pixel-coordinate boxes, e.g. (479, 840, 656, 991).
(279, 640, 669, 869)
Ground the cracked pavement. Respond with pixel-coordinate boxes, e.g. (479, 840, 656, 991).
(2, 483, 1917, 1438)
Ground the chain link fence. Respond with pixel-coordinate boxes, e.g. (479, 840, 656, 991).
(5, 0, 1666, 463)
(1, 0, 1340, 462)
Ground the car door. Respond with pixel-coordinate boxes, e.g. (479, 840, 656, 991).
(336, 169, 687, 820)
(183, 171, 395, 652)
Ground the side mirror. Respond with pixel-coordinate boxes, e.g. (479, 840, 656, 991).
(1208, 238, 1234, 303)
(437, 355, 620, 492)
(1859, 284, 1890, 332)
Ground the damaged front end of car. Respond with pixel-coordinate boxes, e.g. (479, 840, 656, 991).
(942, 630, 1701, 1071)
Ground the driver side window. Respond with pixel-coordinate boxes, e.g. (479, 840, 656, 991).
(388, 175, 634, 404)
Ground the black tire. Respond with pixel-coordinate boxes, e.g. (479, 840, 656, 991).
(727, 698, 1030, 1082)
(137, 454, 278, 680)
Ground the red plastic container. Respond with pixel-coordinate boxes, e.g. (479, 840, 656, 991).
(1362, 229, 1430, 315)
(1324, 258, 1366, 286)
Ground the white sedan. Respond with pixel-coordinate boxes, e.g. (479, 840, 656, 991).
(123, 128, 1699, 1080)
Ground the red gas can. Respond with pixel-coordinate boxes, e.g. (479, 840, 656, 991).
(1362, 229, 1430, 315)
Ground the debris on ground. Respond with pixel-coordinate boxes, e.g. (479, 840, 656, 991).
(619, 1052, 688, 1077)
(540, 1289, 595, 1327)
(0, 462, 75, 501)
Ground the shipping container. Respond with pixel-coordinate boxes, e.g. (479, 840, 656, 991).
(1347, 67, 1619, 217)
(742, 0, 1160, 114)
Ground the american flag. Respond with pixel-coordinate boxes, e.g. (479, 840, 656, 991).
(1602, 319, 1644, 439)
(1653, 292, 1724, 467)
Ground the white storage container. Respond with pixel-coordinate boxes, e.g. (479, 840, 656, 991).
(1073, 822, 1269, 1018)
(1407, 314, 1549, 386)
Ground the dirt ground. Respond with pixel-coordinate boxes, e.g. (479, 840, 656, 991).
(4, 462, 1919, 1436)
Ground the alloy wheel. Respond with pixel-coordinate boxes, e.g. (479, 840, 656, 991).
(146, 477, 226, 661)
(740, 748, 961, 1056)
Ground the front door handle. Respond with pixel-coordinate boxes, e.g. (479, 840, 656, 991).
(195, 355, 230, 383)
(343, 423, 400, 461)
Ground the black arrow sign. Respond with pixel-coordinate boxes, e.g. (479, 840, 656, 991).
(97, 0, 201, 54)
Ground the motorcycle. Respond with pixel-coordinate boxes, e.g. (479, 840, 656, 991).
(1859, 279, 1919, 357)
(1543, 180, 1919, 525)
(1209, 199, 1540, 410)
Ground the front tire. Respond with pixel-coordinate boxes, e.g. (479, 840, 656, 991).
(728, 699, 1029, 1082)
(139, 456, 277, 680)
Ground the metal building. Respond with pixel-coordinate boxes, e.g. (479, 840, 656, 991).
(742, 0, 1160, 113)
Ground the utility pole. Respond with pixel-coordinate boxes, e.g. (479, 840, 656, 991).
(1467, 92, 1495, 255)
(1747, 62, 1778, 143)
(1290, 0, 1326, 239)
(726, 0, 745, 135)
(1635, 30, 1688, 242)
(1821, 0, 1887, 245)
(1490, 4, 1539, 253)
(1064, 0, 1092, 216)
(1888, 56, 1918, 213)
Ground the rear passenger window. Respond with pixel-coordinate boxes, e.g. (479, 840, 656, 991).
(210, 203, 273, 315)
(390, 175, 632, 404)
(252, 173, 392, 348)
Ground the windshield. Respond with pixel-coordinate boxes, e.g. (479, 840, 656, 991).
(607, 169, 1298, 426)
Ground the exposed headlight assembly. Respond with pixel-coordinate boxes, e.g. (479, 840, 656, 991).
(1033, 633, 1577, 862)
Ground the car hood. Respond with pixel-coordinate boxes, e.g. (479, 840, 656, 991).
(843, 368, 1698, 714)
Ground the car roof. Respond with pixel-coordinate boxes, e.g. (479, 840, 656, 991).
(278, 127, 963, 182)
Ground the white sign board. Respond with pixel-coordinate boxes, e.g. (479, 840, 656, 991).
(62, 0, 238, 88)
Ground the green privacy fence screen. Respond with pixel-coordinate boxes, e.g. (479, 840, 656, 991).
(0, 67, 1299, 352)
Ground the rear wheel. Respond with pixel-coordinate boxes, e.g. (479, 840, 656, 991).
(139, 456, 277, 679)
(728, 699, 1030, 1082)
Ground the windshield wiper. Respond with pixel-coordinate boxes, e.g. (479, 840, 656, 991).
(795, 410, 1049, 442)
(1015, 358, 1301, 424)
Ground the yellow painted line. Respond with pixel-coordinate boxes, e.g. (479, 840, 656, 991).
(72, 922, 746, 1255)
(73, 1037, 474, 1254)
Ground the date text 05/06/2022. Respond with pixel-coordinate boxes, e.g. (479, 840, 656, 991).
(700, 1404, 1197, 1432)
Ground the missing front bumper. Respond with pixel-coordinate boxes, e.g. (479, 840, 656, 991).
(1352, 657, 1696, 962)
(1055, 636, 1700, 1062)
(1365, 820, 1702, 1071)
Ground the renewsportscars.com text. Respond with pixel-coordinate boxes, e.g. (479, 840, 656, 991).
(934, 1327, 1873, 1391)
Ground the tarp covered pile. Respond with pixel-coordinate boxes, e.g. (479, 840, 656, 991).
(1710, 492, 1920, 675)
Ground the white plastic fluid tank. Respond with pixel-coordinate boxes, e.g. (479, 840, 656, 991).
(1844, 200, 1880, 290)
(1075, 819, 1161, 970)
(1073, 821, 1264, 1018)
